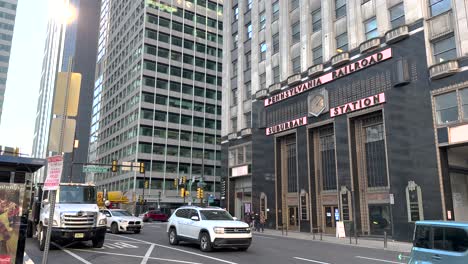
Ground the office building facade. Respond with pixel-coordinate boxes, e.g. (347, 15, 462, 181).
(222, 0, 468, 241)
(0, 0, 17, 125)
(32, 0, 100, 183)
(89, 0, 223, 208)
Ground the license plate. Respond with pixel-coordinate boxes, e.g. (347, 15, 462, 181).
(74, 233, 84, 238)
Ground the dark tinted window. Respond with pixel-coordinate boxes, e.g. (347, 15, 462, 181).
(433, 227, 444, 250)
(445, 227, 468, 252)
(175, 209, 189, 218)
(189, 209, 199, 218)
(414, 225, 431, 249)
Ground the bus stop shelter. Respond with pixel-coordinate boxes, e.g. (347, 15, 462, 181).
(0, 154, 45, 263)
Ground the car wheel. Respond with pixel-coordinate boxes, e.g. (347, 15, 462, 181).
(92, 236, 105, 248)
(111, 222, 119, 234)
(168, 228, 179, 245)
(38, 224, 46, 251)
(238, 246, 249, 251)
(199, 232, 212, 252)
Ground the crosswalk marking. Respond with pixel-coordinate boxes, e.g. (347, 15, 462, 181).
(102, 242, 139, 249)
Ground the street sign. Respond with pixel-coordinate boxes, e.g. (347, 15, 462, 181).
(44, 155, 63, 191)
(208, 195, 214, 204)
(389, 193, 394, 205)
(83, 165, 109, 173)
(121, 161, 132, 171)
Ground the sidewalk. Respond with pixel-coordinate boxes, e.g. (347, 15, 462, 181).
(255, 228, 413, 253)
(23, 252, 35, 264)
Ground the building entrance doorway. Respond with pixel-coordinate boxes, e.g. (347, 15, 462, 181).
(446, 145, 468, 221)
(288, 206, 298, 230)
(324, 205, 338, 234)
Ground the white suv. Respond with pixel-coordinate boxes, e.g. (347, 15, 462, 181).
(166, 206, 252, 252)
(101, 209, 143, 234)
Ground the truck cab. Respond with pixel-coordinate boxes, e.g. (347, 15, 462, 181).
(31, 183, 107, 250)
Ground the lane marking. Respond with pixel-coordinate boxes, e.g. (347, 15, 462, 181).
(105, 239, 148, 244)
(141, 244, 155, 264)
(293, 257, 332, 264)
(253, 234, 276, 239)
(71, 248, 202, 264)
(109, 233, 239, 264)
(52, 243, 93, 264)
(355, 256, 403, 264)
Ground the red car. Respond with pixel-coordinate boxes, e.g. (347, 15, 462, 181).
(140, 210, 169, 222)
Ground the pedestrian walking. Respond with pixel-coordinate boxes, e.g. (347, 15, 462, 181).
(254, 213, 260, 232)
(259, 212, 266, 232)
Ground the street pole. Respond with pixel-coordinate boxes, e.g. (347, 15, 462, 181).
(158, 191, 161, 209)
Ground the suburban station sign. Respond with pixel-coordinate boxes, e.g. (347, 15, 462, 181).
(330, 93, 386, 117)
(264, 48, 393, 107)
(266, 116, 308, 135)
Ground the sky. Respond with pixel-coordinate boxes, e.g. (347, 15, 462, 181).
(0, 0, 48, 156)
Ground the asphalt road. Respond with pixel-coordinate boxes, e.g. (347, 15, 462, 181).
(25, 222, 408, 264)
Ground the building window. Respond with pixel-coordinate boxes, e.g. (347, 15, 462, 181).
(432, 36, 457, 63)
(462, 89, 468, 120)
(291, 21, 300, 44)
(245, 82, 251, 99)
(259, 11, 266, 30)
(231, 89, 238, 106)
(233, 5, 239, 21)
(336, 32, 348, 52)
(260, 73, 266, 89)
(246, 23, 252, 39)
(292, 56, 301, 73)
(245, 52, 251, 70)
(290, 0, 299, 10)
(312, 8, 322, 32)
(232, 32, 238, 49)
(313, 46, 323, 65)
(273, 33, 280, 54)
(429, 0, 451, 17)
(335, 0, 346, 19)
(272, 1, 280, 21)
(273, 66, 280, 83)
(320, 127, 337, 191)
(389, 3, 405, 29)
(260, 42, 267, 61)
(365, 17, 378, 40)
(247, 0, 252, 10)
(435, 91, 458, 124)
(245, 112, 252, 127)
(231, 117, 237, 132)
(364, 116, 388, 188)
(232, 60, 238, 76)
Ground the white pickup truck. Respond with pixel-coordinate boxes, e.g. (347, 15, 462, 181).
(31, 183, 107, 250)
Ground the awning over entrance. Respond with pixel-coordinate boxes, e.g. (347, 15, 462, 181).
(0, 155, 45, 183)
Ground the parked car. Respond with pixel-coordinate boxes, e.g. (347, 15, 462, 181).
(140, 210, 169, 222)
(166, 206, 252, 252)
(100, 209, 143, 234)
(409, 221, 468, 264)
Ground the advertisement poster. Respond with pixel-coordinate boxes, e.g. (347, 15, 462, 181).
(0, 184, 24, 264)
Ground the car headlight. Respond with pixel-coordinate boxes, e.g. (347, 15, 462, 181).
(246, 227, 251, 233)
(98, 218, 107, 225)
(213, 227, 224, 234)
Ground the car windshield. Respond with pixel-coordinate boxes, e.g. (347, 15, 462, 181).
(58, 186, 96, 204)
(199, 210, 233, 220)
(112, 210, 132, 216)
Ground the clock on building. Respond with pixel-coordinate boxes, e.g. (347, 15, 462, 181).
(308, 89, 328, 117)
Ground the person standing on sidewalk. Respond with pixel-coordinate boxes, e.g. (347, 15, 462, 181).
(253, 213, 260, 232)
(259, 212, 265, 232)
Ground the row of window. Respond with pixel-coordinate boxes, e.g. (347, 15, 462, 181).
(139, 143, 220, 160)
(0, 11, 15, 21)
(0, 2, 16, 10)
(142, 92, 221, 114)
(228, 144, 252, 167)
(147, 14, 223, 44)
(0, 22, 14, 31)
(141, 108, 221, 130)
(145, 44, 222, 72)
(142, 76, 220, 101)
(140, 126, 220, 145)
(140, 160, 221, 177)
(145, 29, 222, 58)
(143, 60, 220, 86)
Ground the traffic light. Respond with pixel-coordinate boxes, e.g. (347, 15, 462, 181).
(111, 160, 118, 172)
(197, 187, 204, 199)
(174, 178, 178, 188)
(182, 176, 187, 185)
(144, 180, 149, 189)
(139, 162, 145, 173)
(139, 195, 143, 204)
(180, 188, 185, 197)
